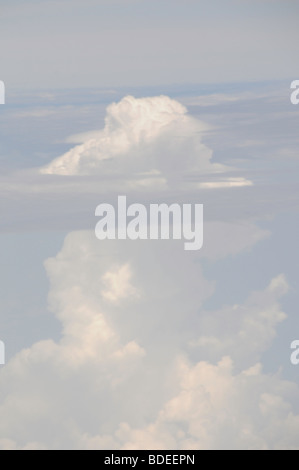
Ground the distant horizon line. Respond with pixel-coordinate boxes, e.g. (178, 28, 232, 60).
(5, 78, 293, 95)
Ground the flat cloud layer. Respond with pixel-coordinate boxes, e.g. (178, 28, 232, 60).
(40, 95, 252, 189)
(0, 228, 298, 450)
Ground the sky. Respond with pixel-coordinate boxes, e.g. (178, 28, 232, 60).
(1, 0, 299, 89)
(0, 0, 299, 451)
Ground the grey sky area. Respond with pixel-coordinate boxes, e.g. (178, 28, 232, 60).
(1, 0, 299, 89)
(0, 0, 299, 451)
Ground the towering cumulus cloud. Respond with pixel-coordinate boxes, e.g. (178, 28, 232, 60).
(40, 95, 251, 188)
(0, 229, 298, 450)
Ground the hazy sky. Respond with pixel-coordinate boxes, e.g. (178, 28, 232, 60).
(1, 0, 298, 89)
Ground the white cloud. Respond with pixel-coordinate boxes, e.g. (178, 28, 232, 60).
(110, 357, 299, 451)
(40, 95, 252, 189)
(199, 177, 253, 189)
(191, 274, 288, 369)
(0, 229, 297, 450)
(101, 264, 140, 304)
(181, 93, 241, 107)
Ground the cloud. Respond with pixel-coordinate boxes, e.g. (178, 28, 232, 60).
(199, 177, 253, 189)
(0, 229, 298, 450)
(191, 274, 288, 369)
(10, 108, 57, 119)
(40, 95, 252, 190)
(201, 221, 269, 261)
(109, 357, 299, 451)
(182, 93, 241, 107)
